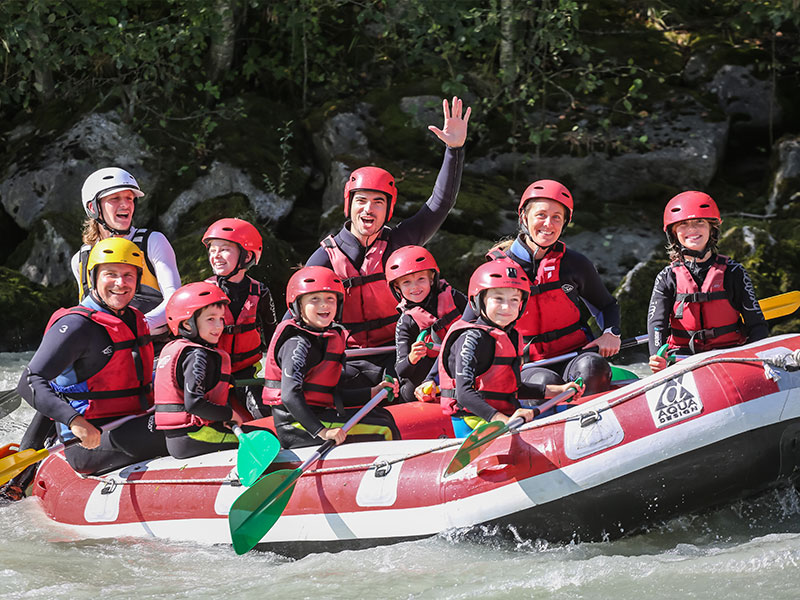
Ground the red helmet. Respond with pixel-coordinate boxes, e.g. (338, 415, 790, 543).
(518, 179, 574, 225)
(166, 282, 230, 337)
(468, 258, 531, 320)
(663, 191, 721, 232)
(385, 245, 439, 302)
(343, 167, 397, 222)
(286, 266, 345, 321)
(202, 218, 263, 270)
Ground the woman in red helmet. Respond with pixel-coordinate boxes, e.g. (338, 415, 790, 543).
(439, 259, 583, 436)
(647, 191, 768, 372)
(303, 97, 471, 389)
(483, 179, 622, 395)
(262, 267, 400, 449)
(154, 282, 243, 459)
(202, 218, 277, 418)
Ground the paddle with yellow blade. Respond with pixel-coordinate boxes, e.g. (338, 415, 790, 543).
(228, 385, 393, 555)
(759, 290, 800, 320)
(442, 378, 583, 478)
(0, 407, 155, 486)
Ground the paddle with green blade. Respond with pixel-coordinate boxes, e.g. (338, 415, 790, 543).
(0, 407, 155, 486)
(230, 424, 281, 487)
(228, 385, 393, 555)
(442, 378, 583, 478)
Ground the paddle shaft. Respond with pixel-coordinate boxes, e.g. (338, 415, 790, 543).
(523, 335, 648, 370)
(236, 388, 390, 528)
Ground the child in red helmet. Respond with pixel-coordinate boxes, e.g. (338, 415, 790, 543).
(261, 266, 400, 449)
(202, 218, 277, 418)
(385, 245, 467, 402)
(648, 191, 768, 372)
(154, 282, 243, 459)
(439, 259, 584, 437)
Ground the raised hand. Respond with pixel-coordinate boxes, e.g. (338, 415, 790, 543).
(428, 96, 471, 148)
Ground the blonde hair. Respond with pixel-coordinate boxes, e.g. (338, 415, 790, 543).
(81, 218, 104, 246)
(489, 238, 514, 254)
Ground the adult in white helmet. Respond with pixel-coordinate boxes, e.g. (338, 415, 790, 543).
(72, 167, 181, 340)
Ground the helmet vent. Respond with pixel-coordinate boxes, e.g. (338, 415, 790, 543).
(198, 291, 211, 297)
(102, 175, 114, 180)
(670, 207, 681, 213)
(507, 267, 518, 277)
(699, 203, 710, 208)
(415, 256, 425, 263)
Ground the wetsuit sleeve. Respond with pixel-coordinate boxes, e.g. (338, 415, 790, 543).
(389, 147, 464, 249)
(144, 231, 182, 332)
(258, 284, 277, 348)
(725, 259, 770, 342)
(16, 314, 112, 426)
(394, 314, 420, 379)
(276, 335, 327, 436)
(647, 265, 675, 355)
(178, 347, 233, 424)
(304, 245, 334, 269)
(566, 250, 621, 332)
(451, 329, 505, 422)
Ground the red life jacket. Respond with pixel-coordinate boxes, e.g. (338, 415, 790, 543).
(667, 255, 746, 352)
(322, 234, 398, 348)
(153, 338, 232, 429)
(261, 319, 346, 408)
(401, 279, 461, 354)
(207, 276, 263, 373)
(438, 319, 520, 417)
(488, 243, 589, 361)
(45, 305, 154, 419)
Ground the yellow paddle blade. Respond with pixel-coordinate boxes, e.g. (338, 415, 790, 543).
(759, 291, 800, 320)
(0, 447, 50, 486)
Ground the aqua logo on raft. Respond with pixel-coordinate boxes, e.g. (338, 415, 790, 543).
(645, 372, 703, 428)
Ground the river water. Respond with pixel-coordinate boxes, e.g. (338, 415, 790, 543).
(2, 351, 800, 599)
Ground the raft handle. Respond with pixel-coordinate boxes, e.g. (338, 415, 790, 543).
(100, 479, 118, 495)
(579, 410, 601, 428)
(373, 460, 392, 478)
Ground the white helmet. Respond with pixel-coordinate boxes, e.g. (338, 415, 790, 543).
(81, 167, 145, 220)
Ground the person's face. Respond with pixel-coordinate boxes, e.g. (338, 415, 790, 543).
(483, 287, 523, 328)
(349, 191, 388, 243)
(98, 190, 136, 232)
(300, 292, 338, 329)
(193, 304, 227, 345)
(674, 219, 711, 253)
(394, 270, 433, 304)
(94, 263, 138, 312)
(207, 239, 241, 277)
(524, 199, 566, 247)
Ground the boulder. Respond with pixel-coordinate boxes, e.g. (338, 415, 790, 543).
(708, 64, 782, 135)
(0, 112, 152, 231)
(159, 161, 293, 237)
(767, 136, 800, 215)
(19, 218, 75, 287)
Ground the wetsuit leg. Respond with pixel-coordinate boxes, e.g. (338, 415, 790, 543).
(398, 379, 418, 403)
(521, 366, 565, 387)
(232, 365, 268, 419)
(273, 405, 400, 449)
(341, 353, 396, 389)
(164, 424, 239, 459)
(64, 414, 167, 475)
(563, 352, 612, 395)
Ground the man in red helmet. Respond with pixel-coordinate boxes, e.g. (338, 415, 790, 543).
(647, 191, 768, 371)
(303, 96, 471, 387)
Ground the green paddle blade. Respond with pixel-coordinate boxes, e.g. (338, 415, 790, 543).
(442, 420, 511, 477)
(237, 430, 281, 487)
(0, 390, 21, 420)
(610, 365, 638, 381)
(229, 468, 300, 554)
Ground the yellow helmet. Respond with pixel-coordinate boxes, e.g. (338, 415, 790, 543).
(86, 238, 144, 290)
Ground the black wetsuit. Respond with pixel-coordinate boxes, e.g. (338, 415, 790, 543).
(215, 275, 276, 418)
(301, 146, 465, 388)
(445, 317, 547, 422)
(163, 344, 238, 459)
(15, 303, 166, 475)
(647, 254, 769, 355)
(271, 328, 399, 449)
(395, 286, 467, 402)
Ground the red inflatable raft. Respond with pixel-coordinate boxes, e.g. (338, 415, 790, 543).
(31, 335, 800, 556)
